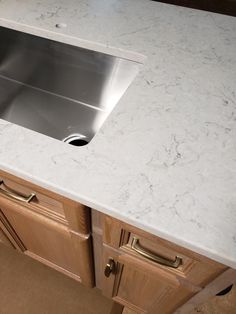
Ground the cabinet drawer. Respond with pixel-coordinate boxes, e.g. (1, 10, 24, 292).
(0, 172, 65, 222)
(102, 245, 196, 314)
(102, 215, 226, 287)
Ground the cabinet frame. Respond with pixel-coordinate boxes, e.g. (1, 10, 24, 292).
(92, 210, 231, 314)
(0, 169, 94, 287)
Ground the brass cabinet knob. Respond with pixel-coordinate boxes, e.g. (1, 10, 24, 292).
(104, 258, 116, 277)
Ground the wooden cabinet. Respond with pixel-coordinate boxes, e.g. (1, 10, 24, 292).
(0, 170, 94, 287)
(0, 225, 14, 248)
(102, 245, 197, 314)
(0, 210, 25, 251)
(92, 211, 227, 314)
(0, 170, 234, 314)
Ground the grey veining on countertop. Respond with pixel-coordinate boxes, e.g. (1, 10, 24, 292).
(0, 0, 236, 268)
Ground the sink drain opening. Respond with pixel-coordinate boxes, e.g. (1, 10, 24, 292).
(63, 134, 89, 146)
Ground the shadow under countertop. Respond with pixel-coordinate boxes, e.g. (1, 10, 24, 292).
(152, 0, 236, 16)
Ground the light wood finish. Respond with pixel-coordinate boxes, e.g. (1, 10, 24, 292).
(102, 215, 226, 287)
(175, 268, 236, 314)
(102, 245, 123, 299)
(103, 214, 124, 248)
(92, 213, 232, 313)
(25, 250, 81, 282)
(0, 170, 233, 312)
(63, 199, 91, 235)
(123, 308, 143, 314)
(0, 197, 80, 275)
(0, 188, 94, 287)
(0, 169, 94, 287)
(92, 210, 104, 289)
(1, 243, 236, 314)
(93, 231, 103, 289)
(102, 245, 196, 314)
(0, 170, 92, 233)
(70, 231, 94, 287)
(0, 170, 66, 222)
(0, 226, 14, 248)
(0, 210, 25, 251)
(109, 302, 124, 314)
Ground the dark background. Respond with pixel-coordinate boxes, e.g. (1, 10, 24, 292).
(152, 0, 236, 16)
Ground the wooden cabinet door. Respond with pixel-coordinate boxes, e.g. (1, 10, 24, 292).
(102, 246, 197, 314)
(0, 211, 25, 251)
(0, 227, 13, 248)
(0, 196, 94, 287)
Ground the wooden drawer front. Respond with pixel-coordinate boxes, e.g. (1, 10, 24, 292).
(102, 245, 196, 314)
(123, 233, 227, 287)
(0, 174, 66, 223)
(0, 197, 94, 287)
(103, 215, 226, 287)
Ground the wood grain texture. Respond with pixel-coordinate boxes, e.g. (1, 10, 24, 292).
(103, 215, 227, 287)
(0, 227, 14, 248)
(0, 196, 94, 287)
(0, 210, 25, 251)
(70, 231, 95, 287)
(174, 268, 236, 313)
(0, 169, 94, 287)
(0, 170, 66, 220)
(103, 215, 124, 248)
(109, 302, 124, 314)
(92, 209, 105, 289)
(96, 213, 233, 313)
(25, 251, 82, 282)
(102, 245, 120, 299)
(102, 244, 196, 314)
(0, 170, 91, 233)
(123, 308, 143, 314)
(93, 231, 103, 289)
(63, 199, 91, 235)
(118, 254, 194, 313)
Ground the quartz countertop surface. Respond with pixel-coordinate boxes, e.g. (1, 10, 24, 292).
(0, 0, 236, 268)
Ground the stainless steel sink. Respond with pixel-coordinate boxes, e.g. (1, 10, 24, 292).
(0, 26, 141, 146)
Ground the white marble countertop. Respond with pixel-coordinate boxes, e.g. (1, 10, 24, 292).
(0, 0, 236, 268)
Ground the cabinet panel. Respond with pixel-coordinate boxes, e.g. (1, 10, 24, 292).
(102, 246, 195, 314)
(102, 215, 226, 287)
(0, 196, 94, 287)
(0, 227, 13, 248)
(98, 213, 228, 313)
(0, 170, 92, 235)
(0, 170, 66, 221)
(0, 211, 25, 251)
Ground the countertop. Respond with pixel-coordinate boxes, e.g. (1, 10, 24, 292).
(0, 0, 235, 268)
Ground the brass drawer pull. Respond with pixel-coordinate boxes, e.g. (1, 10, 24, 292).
(131, 237, 182, 269)
(0, 181, 36, 203)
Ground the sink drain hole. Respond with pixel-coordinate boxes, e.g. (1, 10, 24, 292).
(63, 134, 89, 146)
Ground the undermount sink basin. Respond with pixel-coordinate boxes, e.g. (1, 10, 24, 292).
(0, 26, 141, 146)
